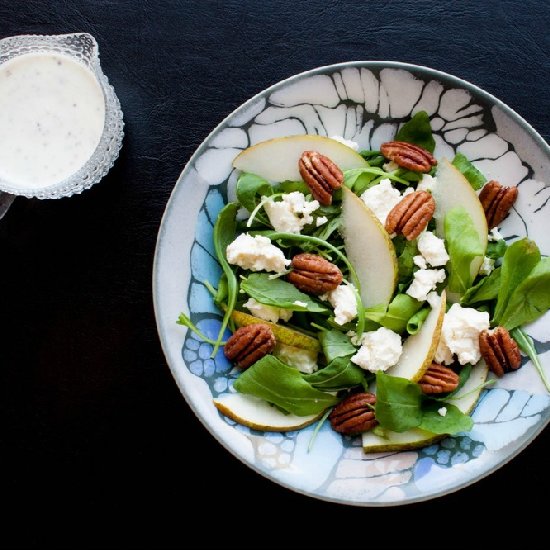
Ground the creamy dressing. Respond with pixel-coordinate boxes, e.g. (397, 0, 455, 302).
(0, 52, 105, 189)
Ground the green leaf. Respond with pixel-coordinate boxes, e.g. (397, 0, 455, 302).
(444, 207, 485, 295)
(394, 168, 423, 182)
(375, 372, 423, 432)
(486, 239, 508, 260)
(240, 273, 329, 313)
(493, 238, 541, 324)
(343, 167, 409, 194)
(394, 237, 418, 285)
(274, 180, 310, 195)
(304, 356, 368, 391)
(419, 401, 473, 435)
(406, 306, 430, 335)
(452, 153, 487, 190)
(233, 355, 338, 416)
(214, 274, 228, 306)
(319, 330, 356, 362)
(379, 293, 423, 333)
(500, 257, 550, 329)
(176, 312, 225, 346)
(236, 173, 272, 212)
(461, 267, 501, 306)
(511, 327, 550, 392)
(395, 111, 435, 153)
(212, 203, 240, 355)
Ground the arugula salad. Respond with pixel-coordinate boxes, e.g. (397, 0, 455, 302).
(179, 111, 550, 452)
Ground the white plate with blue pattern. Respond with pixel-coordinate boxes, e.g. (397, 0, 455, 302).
(153, 61, 550, 506)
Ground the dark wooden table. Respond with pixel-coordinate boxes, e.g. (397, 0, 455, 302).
(1, 1, 548, 547)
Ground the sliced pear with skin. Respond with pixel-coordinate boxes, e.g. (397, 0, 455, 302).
(341, 186, 398, 308)
(213, 393, 322, 431)
(233, 135, 368, 182)
(432, 158, 488, 287)
(362, 360, 489, 452)
(230, 310, 319, 352)
(387, 291, 446, 382)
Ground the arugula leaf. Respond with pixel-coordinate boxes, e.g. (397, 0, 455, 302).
(319, 330, 356, 362)
(511, 327, 550, 392)
(444, 207, 485, 296)
(233, 355, 338, 416)
(212, 203, 239, 355)
(214, 274, 228, 306)
(240, 273, 329, 313)
(452, 153, 487, 190)
(486, 239, 508, 260)
(177, 312, 224, 346)
(395, 111, 435, 153)
(375, 372, 423, 432)
(461, 267, 501, 306)
(500, 257, 550, 329)
(359, 150, 385, 167)
(343, 167, 409, 194)
(493, 238, 540, 324)
(419, 401, 473, 435)
(394, 168, 423, 182)
(236, 173, 272, 212)
(394, 237, 418, 284)
(379, 293, 423, 333)
(274, 180, 310, 195)
(304, 356, 368, 391)
(406, 306, 430, 335)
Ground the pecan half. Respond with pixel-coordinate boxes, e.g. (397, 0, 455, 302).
(419, 363, 459, 394)
(329, 392, 377, 435)
(298, 151, 343, 206)
(385, 190, 435, 240)
(287, 253, 342, 295)
(478, 180, 518, 229)
(479, 326, 522, 377)
(380, 141, 437, 173)
(224, 324, 276, 369)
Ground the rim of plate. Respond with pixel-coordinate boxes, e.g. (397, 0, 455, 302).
(153, 60, 550, 506)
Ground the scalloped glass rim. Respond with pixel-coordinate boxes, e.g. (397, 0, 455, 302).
(0, 33, 124, 199)
(153, 61, 550, 506)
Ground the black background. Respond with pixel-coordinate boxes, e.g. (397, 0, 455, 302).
(1, 1, 549, 548)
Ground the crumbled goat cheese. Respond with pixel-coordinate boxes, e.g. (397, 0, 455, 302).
(226, 234, 290, 273)
(264, 192, 320, 234)
(413, 255, 428, 269)
(406, 269, 446, 302)
(435, 303, 490, 365)
(293, 300, 308, 308)
(274, 345, 318, 374)
(351, 327, 403, 373)
(417, 174, 437, 193)
(426, 291, 440, 310)
(488, 227, 503, 242)
(316, 216, 328, 227)
(244, 298, 292, 323)
(322, 283, 357, 326)
(330, 135, 359, 151)
(479, 256, 495, 276)
(418, 231, 449, 267)
(360, 179, 403, 225)
(438, 407, 447, 417)
(383, 160, 400, 172)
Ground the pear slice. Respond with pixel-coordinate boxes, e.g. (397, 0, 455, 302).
(387, 291, 446, 382)
(231, 310, 319, 352)
(233, 135, 368, 182)
(213, 393, 322, 431)
(341, 186, 398, 308)
(362, 360, 489, 452)
(432, 158, 488, 287)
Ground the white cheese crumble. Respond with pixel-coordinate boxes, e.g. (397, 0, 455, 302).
(417, 231, 449, 267)
(243, 298, 292, 323)
(360, 179, 403, 225)
(264, 192, 320, 234)
(435, 303, 490, 365)
(316, 216, 328, 227)
(351, 327, 403, 373)
(438, 407, 447, 417)
(413, 255, 428, 269)
(274, 345, 318, 374)
(488, 227, 503, 242)
(406, 269, 446, 302)
(321, 283, 357, 326)
(417, 174, 437, 193)
(426, 291, 440, 310)
(383, 160, 400, 172)
(479, 256, 495, 276)
(330, 135, 359, 151)
(226, 234, 290, 273)
(293, 300, 308, 308)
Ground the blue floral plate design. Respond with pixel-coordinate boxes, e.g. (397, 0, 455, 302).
(153, 62, 550, 505)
